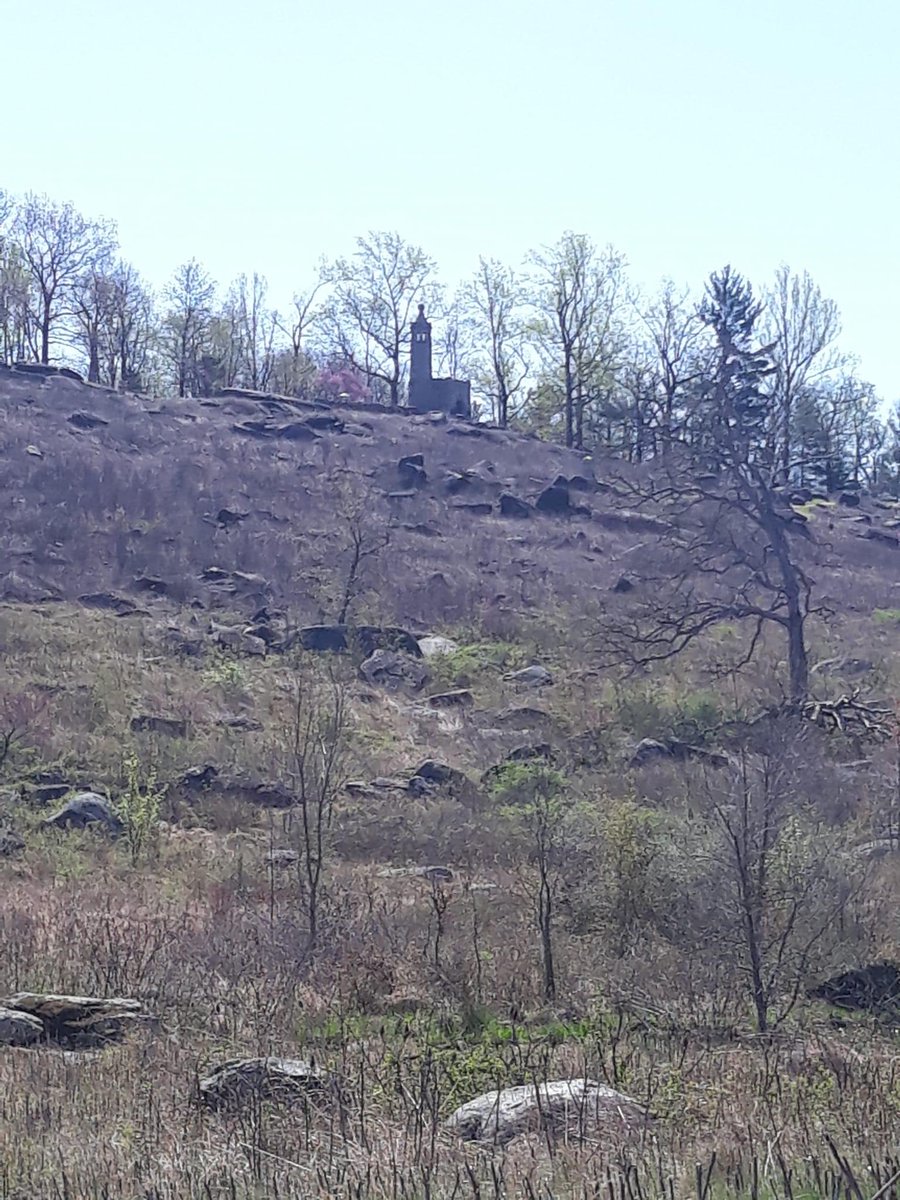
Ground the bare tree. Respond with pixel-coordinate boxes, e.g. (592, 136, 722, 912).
(606, 268, 816, 702)
(527, 233, 628, 448)
(491, 763, 573, 1002)
(704, 731, 861, 1032)
(162, 259, 216, 396)
(282, 675, 350, 953)
(272, 279, 325, 396)
(13, 193, 116, 365)
(322, 232, 440, 406)
(764, 265, 843, 484)
(634, 280, 707, 455)
(462, 257, 530, 427)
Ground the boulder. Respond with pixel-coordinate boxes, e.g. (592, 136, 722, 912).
(446, 1079, 648, 1145)
(30, 783, 71, 804)
(300, 625, 348, 653)
(807, 963, 900, 1013)
(359, 649, 430, 692)
(199, 1057, 330, 1111)
(300, 625, 421, 657)
(838, 491, 861, 507)
(629, 738, 729, 769)
(505, 665, 553, 688)
(451, 501, 493, 516)
(499, 493, 532, 519)
(535, 484, 571, 514)
(43, 792, 123, 835)
(132, 575, 169, 595)
(398, 454, 427, 488)
(130, 714, 188, 737)
(215, 507, 248, 527)
(612, 575, 634, 593)
(418, 865, 453, 884)
(0, 993, 144, 1045)
(493, 706, 553, 730)
(78, 591, 137, 614)
(418, 634, 460, 659)
(275, 420, 321, 441)
(412, 761, 470, 790)
(427, 689, 474, 709)
(180, 764, 219, 790)
(67, 411, 109, 430)
(0, 1007, 44, 1046)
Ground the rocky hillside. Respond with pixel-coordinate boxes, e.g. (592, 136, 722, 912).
(2, 365, 900, 1199)
(2, 362, 898, 646)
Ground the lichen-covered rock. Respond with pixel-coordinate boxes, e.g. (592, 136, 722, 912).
(199, 1057, 330, 1110)
(446, 1079, 648, 1145)
(43, 793, 124, 835)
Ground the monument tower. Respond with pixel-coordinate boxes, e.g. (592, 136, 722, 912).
(407, 303, 471, 417)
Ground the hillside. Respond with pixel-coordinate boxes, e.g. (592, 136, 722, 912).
(1, 365, 900, 1198)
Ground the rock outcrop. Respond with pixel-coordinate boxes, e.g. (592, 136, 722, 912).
(446, 1079, 649, 1145)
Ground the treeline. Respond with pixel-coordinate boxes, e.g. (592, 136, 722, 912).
(1, 189, 898, 493)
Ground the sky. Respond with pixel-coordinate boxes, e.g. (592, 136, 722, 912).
(3, 0, 898, 398)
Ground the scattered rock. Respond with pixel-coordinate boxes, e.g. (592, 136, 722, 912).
(451, 501, 493, 516)
(612, 575, 634, 593)
(419, 865, 453, 884)
(494, 706, 553, 730)
(275, 420, 321, 441)
(30, 783, 72, 805)
(359, 649, 430, 692)
(43, 792, 123, 835)
(398, 454, 427, 488)
(629, 738, 729, 769)
(507, 743, 553, 764)
(412, 761, 470, 790)
(808, 963, 900, 1013)
(863, 528, 899, 548)
(199, 1057, 330, 1111)
(181, 764, 219, 789)
(427, 689, 474, 709)
(25, 444, 43, 458)
(300, 625, 421, 657)
(499, 493, 531, 518)
(78, 591, 137, 614)
(418, 634, 460, 658)
(132, 575, 169, 595)
(446, 1079, 649, 1146)
(130, 714, 188, 737)
(215, 507, 249, 527)
(535, 484, 571, 514)
(505, 665, 553, 687)
(67, 411, 109, 430)
(0, 993, 145, 1046)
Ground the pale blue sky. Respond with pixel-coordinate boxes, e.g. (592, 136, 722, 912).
(4, 0, 898, 396)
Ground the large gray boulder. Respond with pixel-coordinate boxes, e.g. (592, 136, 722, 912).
(43, 792, 123, 835)
(359, 649, 430, 692)
(199, 1057, 330, 1110)
(0, 993, 145, 1045)
(446, 1079, 648, 1145)
(0, 1006, 44, 1046)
